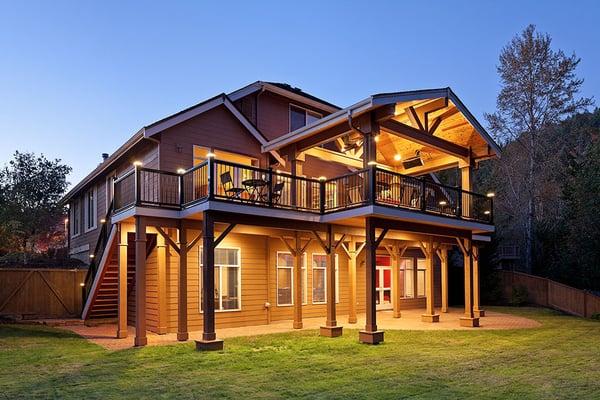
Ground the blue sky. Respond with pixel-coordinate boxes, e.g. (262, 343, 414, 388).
(1, 1, 599, 185)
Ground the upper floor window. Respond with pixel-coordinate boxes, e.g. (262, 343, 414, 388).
(84, 187, 97, 232)
(290, 105, 322, 132)
(71, 200, 81, 237)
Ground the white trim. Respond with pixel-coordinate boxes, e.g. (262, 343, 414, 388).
(275, 251, 307, 306)
(311, 253, 339, 304)
(69, 244, 90, 255)
(416, 258, 427, 298)
(199, 246, 242, 312)
(81, 225, 116, 319)
(70, 199, 81, 238)
(399, 257, 415, 299)
(84, 186, 98, 233)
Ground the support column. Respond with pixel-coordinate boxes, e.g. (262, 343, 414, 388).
(460, 165, 472, 218)
(347, 238, 358, 324)
(421, 237, 440, 323)
(177, 223, 189, 341)
(472, 245, 485, 317)
(117, 223, 128, 339)
(458, 238, 479, 327)
(320, 225, 342, 337)
(438, 246, 449, 313)
(359, 217, 384, 344)
(293, 232, 303, 329)
(388, 243, 407, 319)
(134, 216, 147, 347)
(156, 232, 168, 334)
(196, 211, 224, 350)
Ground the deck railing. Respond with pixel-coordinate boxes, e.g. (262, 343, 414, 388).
(112, 159, 494, 224)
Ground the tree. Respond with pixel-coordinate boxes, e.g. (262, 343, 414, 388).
(0, 151, 72, 255)
(485, 24, 592, 272)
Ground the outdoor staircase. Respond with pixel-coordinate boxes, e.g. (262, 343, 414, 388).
(84, 232, 156, 321)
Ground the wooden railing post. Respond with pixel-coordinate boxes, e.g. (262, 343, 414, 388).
(369, 166, 377, 205)
(134, 165, 141, 206)
(207, 158, 215, 200)
(179, 172, 184, 207)
(267, 167, 273, 207)
(456, 187, 462, 218)
(320, 180, 326, 213)
(420, 178, 426, 211)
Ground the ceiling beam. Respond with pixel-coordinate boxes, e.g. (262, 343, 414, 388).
(303, 147, 363, 169)
(379, 119, 470, 160)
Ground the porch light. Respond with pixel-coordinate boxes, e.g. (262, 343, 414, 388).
(64, 218, 69, 223)
(439, 200, 447, 206)
(484, 210, 491, 215)
(318, 176, 327, 181)
(80, 282, 85, 287)
(133, 160, 143, 167)
(367, 160, 378, 166)
(100, 218, 106, 224)
(206, 152, 216, 158)
(394, 154, 401, 161)
(486, 192, 495, 198)
(177, 168, 186, 174)
(374, 135, 380, 143)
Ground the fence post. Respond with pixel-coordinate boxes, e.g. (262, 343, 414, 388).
(584, 290, 588, 318)
(545, 278, 550, 307)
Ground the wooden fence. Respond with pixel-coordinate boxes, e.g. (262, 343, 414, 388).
(0, 268, 87, 319)
(499, 270, 600, 318)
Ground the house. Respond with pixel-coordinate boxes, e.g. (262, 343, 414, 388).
(62, 81, 499, 349)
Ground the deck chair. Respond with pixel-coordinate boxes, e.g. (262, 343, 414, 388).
(347, 185, 363, 204)
(271, 181, 285, 204)
(220, 171, 245, 199)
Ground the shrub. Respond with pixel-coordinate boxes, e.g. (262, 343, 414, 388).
(591, 313, 600, 321)
(510, 285, 529, 306)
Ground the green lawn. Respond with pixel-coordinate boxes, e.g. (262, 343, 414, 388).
(0, 307, 598, 399)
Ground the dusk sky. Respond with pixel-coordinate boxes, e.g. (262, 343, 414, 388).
(1, 1, 599, 185)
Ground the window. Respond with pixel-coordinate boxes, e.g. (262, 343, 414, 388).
(400, 258, 414, 298)
(276, 252, 307, 306)
(71, 200, 81, 237)
(199, 247, 241, 311)
(84, 187, 97, 232)
(290, 105, 322, 131)
(312, 254, 339, 304)
(417, 258, 426, 297)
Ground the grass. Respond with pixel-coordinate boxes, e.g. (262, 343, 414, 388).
(0, 307, 598, 399)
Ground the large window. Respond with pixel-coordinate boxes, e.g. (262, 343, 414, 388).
(276, 252, 307, 306)
(71, 200, 81, 237)
(199, 247, 241, 311)
(312, 254, 339, 304)
(417, 258, 426, 297)
(84, 187, 97, 232)
(400, 258, 414, 298)
(290, 105, 322, 131)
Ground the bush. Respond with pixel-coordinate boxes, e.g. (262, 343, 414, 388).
(591, 313, 600, 321)
(510, 285, 529, 306)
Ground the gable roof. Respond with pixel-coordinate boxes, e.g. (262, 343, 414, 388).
(262, 87, 501, 157)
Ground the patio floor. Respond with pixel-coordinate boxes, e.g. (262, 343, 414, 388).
(64, 307, 541, 351)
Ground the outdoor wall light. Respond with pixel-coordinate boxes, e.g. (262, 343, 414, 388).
(439, 201, 447, 206)
(374, 135, 380, 142)
(318, 176, 327, 181)
(100, 218, 106, 224)
(484, 210, 491, 215)
(206, 152, 216, 158)
(177, 168, 186, 174)
(367, 160, 378, 166)
(80, 282, 85, 287)
(64, 218, 69, 223)
(486, 192, 495, 198)
(89, 254, 95, 259)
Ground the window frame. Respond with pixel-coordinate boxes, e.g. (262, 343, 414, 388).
(84, 186, 98, 233)
(416, 258, 427, 298)
(276, 251, 307, 306)
(289, 104, 323, 132)
(311, 253, 339, 304)
(70, 199, 81, 238)
(400, 257, 414, 299)
(198, 246, 242, 313)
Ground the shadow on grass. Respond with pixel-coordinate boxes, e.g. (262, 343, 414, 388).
(0, 324, 81, 340)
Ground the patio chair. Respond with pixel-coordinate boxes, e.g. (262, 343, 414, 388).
(347, 185, 363, 205)
(220, 171, 245, 199)
(271, 181, 285, 204)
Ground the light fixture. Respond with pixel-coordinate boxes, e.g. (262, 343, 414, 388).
(79, 282, 85, 287)
(206, 151, 216, 158)
(133, 160, 143, 167)
(394, 154, 401, 161)
(177, 168, 186, 174)
(402, 150, 423, 169)
(439, 200, 447, 206)
(89, 254, 95, 259)
(64, 218, 69, 223)
(374, 135, 380, 143)
(484, 210, 491, 215)
(276, 169, 282, 174)
(367, 160, 378, 166)
(318, 176, 327, 181)
(100, 218, 106, 224)
(486, 192, 495, 198)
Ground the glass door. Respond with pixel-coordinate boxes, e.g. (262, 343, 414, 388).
(375, 255, 392, 310)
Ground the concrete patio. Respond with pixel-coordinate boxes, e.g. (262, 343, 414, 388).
(61, 307, 541, 350)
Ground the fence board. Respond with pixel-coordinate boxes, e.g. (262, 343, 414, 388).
(499, 270, 600, 318)
(0, 268, 87, 319)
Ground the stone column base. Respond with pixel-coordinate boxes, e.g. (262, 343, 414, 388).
(177, 332, 189, 341)
(421, 314, 440, 323)
(359, 330, 384, 344)
(195, 339, 224, 351)
(134, 336, 148, 347)
(474, 309, 486, 318)
(320, 326, 343, 337)
(459, 317, 480, 327)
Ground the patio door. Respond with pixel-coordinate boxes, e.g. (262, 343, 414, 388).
(375, 255, 392, 310)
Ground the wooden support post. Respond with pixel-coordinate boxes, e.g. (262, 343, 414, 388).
(293, 232, 303, 329)
(388, 243, 407, 319)
(117, 223, 128, 339)
(472, 245, 485, 317)
(156, 232, 168, 334)
(437, 246, 449, 313)
(320, 225, 342, 337)
(341, 237, 363, 324)
(460, 165, 472, 218)
(196, 211, 223, 351)
(134, 216, 147, 346)
(457, 238, 479, 327)
(177, 223, 188, 341)
(359, 217, 384, 344)
(421, 237, 440, 323)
